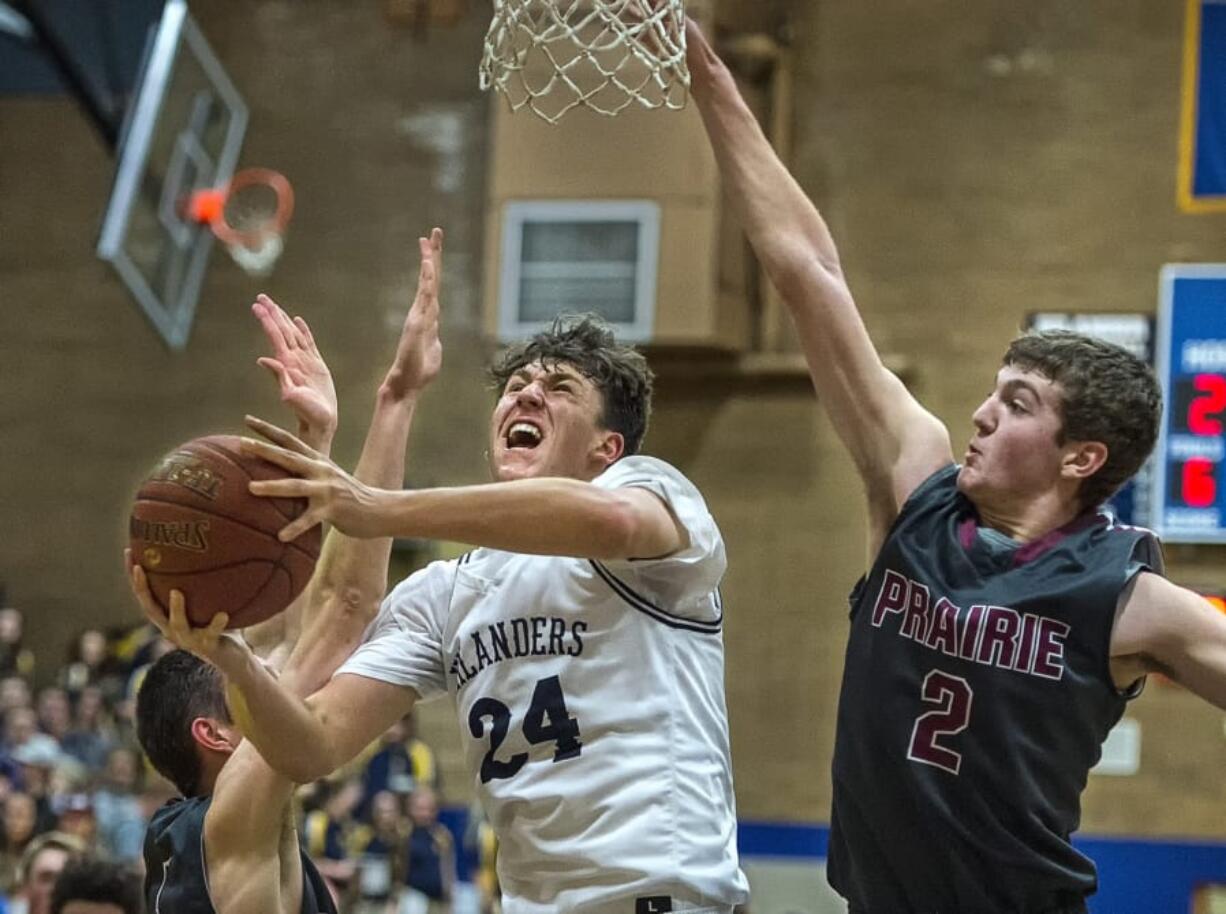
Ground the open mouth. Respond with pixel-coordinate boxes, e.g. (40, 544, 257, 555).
(506, 420, 544, 450)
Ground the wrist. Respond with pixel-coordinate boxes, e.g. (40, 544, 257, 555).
(375, 382, 421, 409)
(298, 421, 337, 456)
(214, 635, 258, 683)
(371, 487, 412, 539)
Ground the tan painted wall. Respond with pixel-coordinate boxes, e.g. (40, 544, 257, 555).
(2, 0, 1225, 840)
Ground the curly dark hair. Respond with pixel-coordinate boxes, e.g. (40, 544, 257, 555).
(489, 314, 655, 456)
(135, 649, 231, 797)
(1004, 329, 1162, 509)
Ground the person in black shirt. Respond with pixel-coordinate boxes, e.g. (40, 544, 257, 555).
(131, 230, 445, 914)
(687, 20, 1226, 914)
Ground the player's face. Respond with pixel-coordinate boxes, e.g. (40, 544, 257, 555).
(489, 360, 624, 482)
(957, 366, 1069, 507)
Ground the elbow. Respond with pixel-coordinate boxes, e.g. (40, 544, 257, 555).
(319, 586, 382, 633)
(284, 757, 331, 786)
(593, 495, 653, 560)
(771, 249, 843, 295)
(282, 729, 345, 784)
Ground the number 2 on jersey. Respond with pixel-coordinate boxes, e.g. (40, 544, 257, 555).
(907, 670, 973, 775)
(468, 675, 582, 783)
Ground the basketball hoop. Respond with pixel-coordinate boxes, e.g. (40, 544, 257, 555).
(480, 0, 689, 124)
(187, 168, 294, 277)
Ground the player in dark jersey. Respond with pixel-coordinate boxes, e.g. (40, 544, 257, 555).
(130, 230, 444, 914)
(686, 20, 1226, 914)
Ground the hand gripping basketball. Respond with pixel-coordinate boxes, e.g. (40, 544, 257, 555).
(125, 549, 240, 669)
(241, 417, 387, 542)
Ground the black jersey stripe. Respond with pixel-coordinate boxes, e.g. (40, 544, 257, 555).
(589, 561, 723, 634)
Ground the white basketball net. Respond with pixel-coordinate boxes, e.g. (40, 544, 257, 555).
(225, 233, 283, 277)
(480, 0, 689, 124)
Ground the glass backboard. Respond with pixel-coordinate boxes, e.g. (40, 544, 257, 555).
(96, 0, 247, 349)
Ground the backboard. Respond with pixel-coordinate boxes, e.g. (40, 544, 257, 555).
(95, 0, 247, 349)
(2, 0, 247, 349)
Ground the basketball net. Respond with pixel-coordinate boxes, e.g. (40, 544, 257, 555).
(480, 0, 689, 124)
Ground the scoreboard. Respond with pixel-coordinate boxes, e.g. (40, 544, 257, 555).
(1154, 265, 1226, 543)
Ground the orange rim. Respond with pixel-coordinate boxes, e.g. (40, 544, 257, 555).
(205, 168, 295, 250)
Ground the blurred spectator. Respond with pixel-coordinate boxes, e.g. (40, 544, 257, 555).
(0, 612, 34, 682)
(49, 857, 141, 914)
(401, 787, 454, 914)
(8, 832, 86, 914)
(351, 790, 408, 914)
(0, 682, 30, 719)
(56, 632, 109, 701)
(33, 693, 68, 748)
(0, 794, 38, 892)
(49, 795, 93, 849)
(10, 746, 61, 837)
(464, 801, 500, 914)
(90, 748, 144, 864)
(359, 713, 437, 819)
(3, 710, 56, 759)
(61, 688, 114, 773)
(302, 778, 362, 901)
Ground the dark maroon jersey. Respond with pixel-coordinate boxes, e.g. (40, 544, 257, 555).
(828, 465, 1162, 914)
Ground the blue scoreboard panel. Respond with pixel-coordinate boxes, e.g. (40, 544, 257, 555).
(1153, 265, 1226, 542)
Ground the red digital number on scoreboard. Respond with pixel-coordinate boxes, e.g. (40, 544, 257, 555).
(1182, 458, 1218, 507)
(1189, 373, 1226, 436)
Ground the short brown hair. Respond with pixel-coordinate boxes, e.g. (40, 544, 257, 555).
(136, 650, 231, 796)
(1004, 329, 1162, 509)
(489, 315, 655, 456)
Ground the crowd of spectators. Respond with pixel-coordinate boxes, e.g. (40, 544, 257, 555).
(0, 599, 481, 914)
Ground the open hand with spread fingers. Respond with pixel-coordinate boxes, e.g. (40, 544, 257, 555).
(382, 228, 445, 401)
(241, 417, 390, 542)
(252, 293, 338, 454)
(125, 548, 244, 672)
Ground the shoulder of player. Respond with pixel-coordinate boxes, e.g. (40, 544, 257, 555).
(1113, 571, 1209, 657)
(596, 453, 697, 491)
(382, 555, 466, 605)
(205, 743, 295, 849)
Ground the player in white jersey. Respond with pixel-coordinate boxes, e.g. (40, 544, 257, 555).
(154, 316, 750, 914)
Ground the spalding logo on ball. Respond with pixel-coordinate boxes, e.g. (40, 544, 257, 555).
(129, 435, 321, 629)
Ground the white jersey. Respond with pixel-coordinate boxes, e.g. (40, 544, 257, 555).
(338, 455, 748, 913)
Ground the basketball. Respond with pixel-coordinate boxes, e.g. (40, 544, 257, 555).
(128, 435, 321, 629)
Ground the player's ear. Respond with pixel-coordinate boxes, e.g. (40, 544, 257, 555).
(1062, 440, 1108, 481)
(190, 717, 237, 753)
(593, 429, 625, 470)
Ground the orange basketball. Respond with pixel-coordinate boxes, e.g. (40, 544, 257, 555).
(128, 435, 321, 629)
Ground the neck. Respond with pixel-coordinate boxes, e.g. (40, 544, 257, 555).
(196, 756, 225, 796)
(973, 489, 1086, 542)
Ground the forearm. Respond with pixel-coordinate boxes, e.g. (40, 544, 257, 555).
(690, 46, 841, 285)
(367, 478, 643, 559)
(218, 643, 340, 784)
(285, 391, 418, 682)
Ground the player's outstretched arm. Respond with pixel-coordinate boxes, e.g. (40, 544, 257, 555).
(242, 294, 340, 666)
(1111, 572, 1226, 709)
(686, 20, 951, 533)
(241, 434, 686, 561)
(278, 228, 444, 688)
